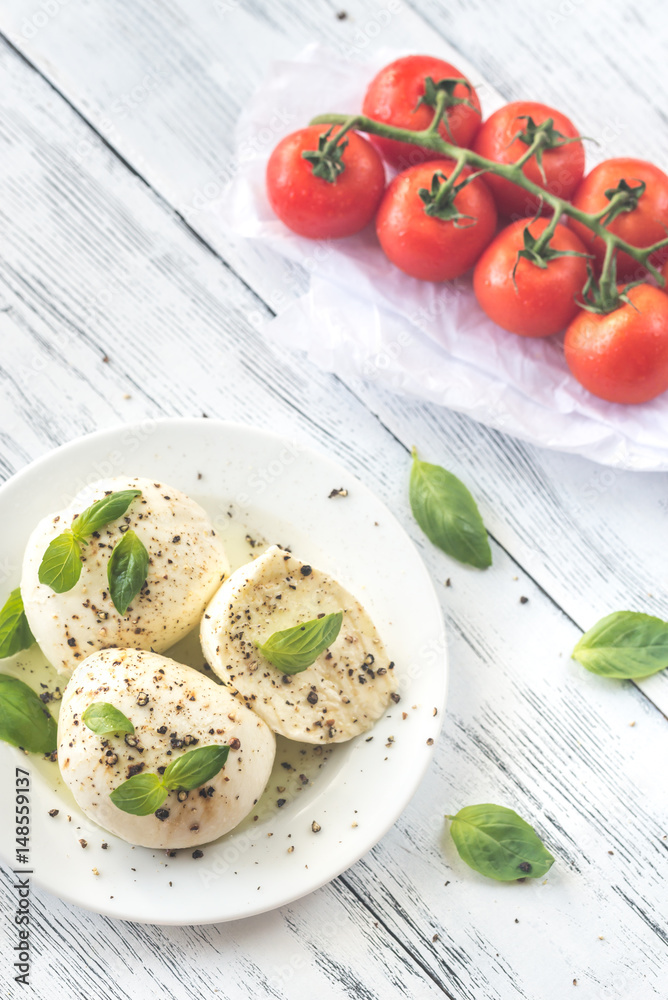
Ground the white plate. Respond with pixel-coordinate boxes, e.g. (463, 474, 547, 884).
(0, 419, 447, 924)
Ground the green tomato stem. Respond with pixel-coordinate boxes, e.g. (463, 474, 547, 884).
(598, 238, 618, 308)
(513, 129, 548, 171)
(425, 88, 450, 137)
(434, 152, 468, 202)
(532, 210, 561, 255)
(309, 111, 665, 298)
(322, 115, 358, 153)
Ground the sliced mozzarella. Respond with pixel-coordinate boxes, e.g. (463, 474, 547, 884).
(21, 477, 228, 675)
(201, 546, 397, 743)
(58, 648, 276, 849)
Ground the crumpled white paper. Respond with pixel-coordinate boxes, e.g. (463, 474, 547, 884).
(218, 43, 668, 471)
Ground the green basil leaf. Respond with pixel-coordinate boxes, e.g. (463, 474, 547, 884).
(82, 702, 135, 736)
(0, 674, 57, 754)
(0, 589, 35, 659)
(38, 530, 82, 593)
(446, 804, 555, 881)
(573, 611, 668, 679)
(107, 529, 149, 616)
(110, 772, 167, 816)
(409, 448, 491, 569)
(255, 611, 344, 674)
(39, 490, 144, 599)
(72, 489, 142, 541)
(162, 745, 230, 791)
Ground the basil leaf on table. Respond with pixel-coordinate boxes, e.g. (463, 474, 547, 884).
(255, 611, 344, 674)
(110, 772, 168, 816)
(82, 702, 135, 736)
(110, 745, 229, 815)
(162, 745, 230, 791)
(107, 529, 149, 616)
(573, 611, 668, 679)
(0, 589, 35, 659)
(0, 673, 58, 754)
(72, 489, 142, 540)
(409, 448, 492, 569)
(38, 530, 82, 593)
(446, 804, 555, 881)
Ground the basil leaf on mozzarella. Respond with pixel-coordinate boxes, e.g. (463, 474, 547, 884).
(110, 772, 167, 816)
(38, 530, 83, 593)
(162, 745, 230, 791)
(72, 489, 142, 541)
(255, 611, 344, 674)
(38, 490, 143, 595)
(107, 530, 149, 616)
(82, 702, 135, 736)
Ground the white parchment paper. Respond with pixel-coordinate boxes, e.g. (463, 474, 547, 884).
(218, 44, 668, 471)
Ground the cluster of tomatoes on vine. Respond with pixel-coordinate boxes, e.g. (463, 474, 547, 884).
(266, 55, 668, 406)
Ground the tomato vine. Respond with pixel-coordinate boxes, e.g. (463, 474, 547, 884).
(309, 87, 668, 314)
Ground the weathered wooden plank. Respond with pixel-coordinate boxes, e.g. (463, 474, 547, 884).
(0, 866, 449, 1000)
(341, 546, 668, 998)
(3, 0, 668, 718)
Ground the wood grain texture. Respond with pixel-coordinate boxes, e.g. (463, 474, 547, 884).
(0, 2, 667, 999)
(3, 0, 667, 715)
(0, 865, 449, 1000)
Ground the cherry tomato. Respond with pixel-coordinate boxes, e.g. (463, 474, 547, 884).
(473, 218, 588, 337)
(564, 284, 668, 404)
(375, 161, 497, 281)
(472, 101, 585, 219)
(266, 124, 385, 239)
(362, 55, 481, 170)
(568, 158, 668, 281)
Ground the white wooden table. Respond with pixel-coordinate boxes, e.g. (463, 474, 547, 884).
(1, 2, 667, 997)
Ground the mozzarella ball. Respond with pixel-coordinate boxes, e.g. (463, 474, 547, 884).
(21, 477, 228, 675)
(58, 648, 276, 849)
(201, 546, 397, 743)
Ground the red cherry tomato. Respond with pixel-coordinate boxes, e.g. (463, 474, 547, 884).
(375, 161, 497, 281)
(472, 101, 585, 219)
(266, 124, 385, 239)
(362, 55, 481, 170)
(568, 158, 668, 282)
(473, 218, 589, 337)
(564, 284, 668, 404)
